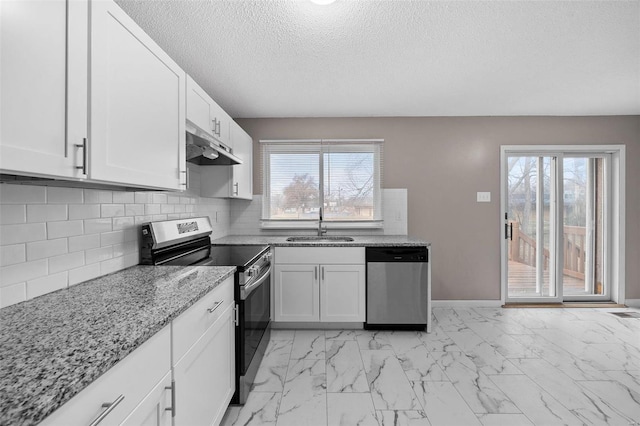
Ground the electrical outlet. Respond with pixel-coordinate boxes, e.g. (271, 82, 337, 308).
(477, 192, 491, 202)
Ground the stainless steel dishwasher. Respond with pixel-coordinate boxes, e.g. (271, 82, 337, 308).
(365, 246, 431, 332)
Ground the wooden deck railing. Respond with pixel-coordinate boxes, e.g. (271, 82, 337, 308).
(508, 222, 585, 280)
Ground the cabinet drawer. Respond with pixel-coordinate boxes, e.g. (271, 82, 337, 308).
(172, 276, 234, 363)
(40, 326, 171, 426)
(275, 247, 365, 265)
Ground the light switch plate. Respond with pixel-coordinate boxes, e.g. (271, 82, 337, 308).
(477, 192, 491, 202)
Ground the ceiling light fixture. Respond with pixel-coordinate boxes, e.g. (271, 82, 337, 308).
(310, 0, 337, 5)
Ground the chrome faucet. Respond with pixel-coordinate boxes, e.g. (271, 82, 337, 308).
(318, 208, 327, 237)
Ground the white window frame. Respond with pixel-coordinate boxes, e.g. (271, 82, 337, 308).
(261, 139, 384, 230)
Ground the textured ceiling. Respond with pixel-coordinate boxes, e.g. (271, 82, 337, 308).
(115, 0, 640, 118)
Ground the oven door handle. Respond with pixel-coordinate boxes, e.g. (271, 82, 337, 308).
(241, 265, 272, 300)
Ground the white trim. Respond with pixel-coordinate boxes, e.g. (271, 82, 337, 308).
(261, 220, 384, 230)
(431, 300, 503, 308)
(624, 299, 640, 308)
(500, 144, 625, 305)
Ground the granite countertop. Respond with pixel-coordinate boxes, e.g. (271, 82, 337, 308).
(0, 264, 235, 426)
(211, 235, 431, 247)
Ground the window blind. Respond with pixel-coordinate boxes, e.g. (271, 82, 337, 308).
(260, 139, 383, 224)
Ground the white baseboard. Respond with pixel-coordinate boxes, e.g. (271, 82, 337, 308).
(431, 300, 503, 308)
(624, 299, 640, 308)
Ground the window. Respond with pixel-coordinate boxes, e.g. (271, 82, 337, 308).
(261, 139, 383, 228)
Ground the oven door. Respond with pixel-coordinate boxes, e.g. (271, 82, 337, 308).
(238, 264, 271, 375)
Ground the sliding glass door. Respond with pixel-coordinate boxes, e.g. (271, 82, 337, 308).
(503, 151, 611, 303)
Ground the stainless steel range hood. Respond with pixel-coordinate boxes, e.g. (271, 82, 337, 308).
(186, 121, 242, 166)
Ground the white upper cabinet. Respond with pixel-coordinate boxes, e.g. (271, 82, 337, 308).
(186, 75, 215, 137)
(90, 0, 186, 190)
(199, 121, 253, 200)
(230, 123, 253, 200)
(0, 0, 87, 179)
(186, 75, 231, 148)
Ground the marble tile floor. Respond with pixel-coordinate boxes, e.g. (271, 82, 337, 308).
(221, 307, 640, 426)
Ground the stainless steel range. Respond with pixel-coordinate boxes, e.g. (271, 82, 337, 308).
(140, 217, 271, 405)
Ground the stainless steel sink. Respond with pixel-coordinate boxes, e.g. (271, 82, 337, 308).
(286, 236, 355, 242)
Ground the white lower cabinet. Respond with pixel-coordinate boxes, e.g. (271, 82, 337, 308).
(274, 247, 365, 323)
(172, 276, 235, 426)
(40, 277, 235, 426)
(320, 264, 366, 322)
(40, 327, 171, 426)
(274, 264, 319, 322)
(120, 371, 172, 426)
(173, 303, 235, 426)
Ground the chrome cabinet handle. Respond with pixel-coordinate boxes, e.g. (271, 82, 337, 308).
(315, 266, 318, 280)
(75, 138, 87, 175)
(207, 300, 224, 313)
(165, 380, 176, 417)
(233, 182, 239, 195)
(321, 266, 325, 281)
(89, 394, 124, 426)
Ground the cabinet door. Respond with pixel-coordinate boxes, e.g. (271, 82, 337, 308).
(40, 327, 171, 426)
(186, 75, 215, 136)
(90, 0, 186, 190)
(120, 371, 172, 426)
(230, 123, 253, 200)
(174, 303, 235, 426)
(210, 102, 231, 148)
(320, 264, 366, 322)
(0, 0, 87, 179)
(274, 264, 319, 322)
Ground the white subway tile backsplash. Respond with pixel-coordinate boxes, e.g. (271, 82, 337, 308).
(0, 244, 26, 267)
(0, 259, 48, 286)
(84, 218, 112, 234)
(0, 205, 26, 224)
(0, 223, 47, 245)
(134, 215, 153, 224)
(0, 282, 26, 308)
(86, 246, 113, 265)
(134, 192, 151, 204)
(0, 184, 46, 204)
(48, 220, 83, 239)
(69, 204, 101, 220)
(27, 271, 67, 299)
(27, 204, 68, 223)
(68, 234, 101, 253)
(100, 230, 125, 247)
(112, 192, 135, 204)
(101, 204, 125, 218)
(0, 182, 233, 304)
(49, 251, 85, 274)
(84, 189, 112, 204)
(68, 263, 101, 286)
(145, 204, 161, 215)
(101, 256, 125, 275)
(48, 187, 83, 204)
(26, 238, 67, 261)
(113, 240, 137, 258)
(161, 204, 174, 214)
(152, 193, 168, 204)
(125, 204, 145, 216)
(124, 252, 139, 268)
(112, 217, 134, 231)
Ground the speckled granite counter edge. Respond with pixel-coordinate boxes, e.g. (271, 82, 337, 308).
(0, 265, 236, 426)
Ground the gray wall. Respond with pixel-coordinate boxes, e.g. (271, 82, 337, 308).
(237, 116, 640, 301)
